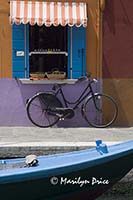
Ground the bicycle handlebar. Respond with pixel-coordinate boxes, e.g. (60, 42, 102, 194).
(52, 72, 97, 90)
(76, 72, 98, 84)
(76, 72, 92, 83)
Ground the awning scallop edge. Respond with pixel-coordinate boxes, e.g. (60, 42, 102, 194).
(10, 1, 88, 27)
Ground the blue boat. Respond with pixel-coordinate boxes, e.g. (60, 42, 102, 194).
(0, 140, 133, 200)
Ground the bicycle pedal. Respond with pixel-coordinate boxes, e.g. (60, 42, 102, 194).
(59, 118, 65, 121)
(56, 113, 63, 118)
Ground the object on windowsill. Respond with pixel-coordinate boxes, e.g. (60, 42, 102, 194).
(45, 68, 66, 80)
(30, 72, 46, 80)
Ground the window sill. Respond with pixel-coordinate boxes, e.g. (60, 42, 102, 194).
(19, 79, 77, 84)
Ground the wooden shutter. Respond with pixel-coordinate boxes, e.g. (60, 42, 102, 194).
(12, 24, 29, 78)
(67, 26, 86, 79)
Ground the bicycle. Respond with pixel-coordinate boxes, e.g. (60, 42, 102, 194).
(26, 74, 118, 128)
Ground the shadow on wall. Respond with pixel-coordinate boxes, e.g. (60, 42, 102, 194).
(0, 79, 29, 126)
(103, 0, 133, 79)
(104, 0, 131, 35)
(103, 0, 116, 35)
(102, 66, 130, 127)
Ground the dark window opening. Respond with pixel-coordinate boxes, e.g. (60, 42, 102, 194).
(29, 25, 67, 77)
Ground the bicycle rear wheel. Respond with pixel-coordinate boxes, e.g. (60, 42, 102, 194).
(26, 93, 60, 128)
(82, 94, 118, 128)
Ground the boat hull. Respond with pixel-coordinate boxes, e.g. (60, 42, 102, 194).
(0, 152, 132, 200)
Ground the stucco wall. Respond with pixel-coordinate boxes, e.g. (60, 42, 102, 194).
(0, 0, 12, 78)
(103, 0, 133, 126)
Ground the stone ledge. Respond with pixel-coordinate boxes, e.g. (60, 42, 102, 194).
(19, 79, 77, 84)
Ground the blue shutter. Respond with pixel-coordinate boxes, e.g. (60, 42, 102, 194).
(67, 26, 86, 79)
(12, 24, 29, 78)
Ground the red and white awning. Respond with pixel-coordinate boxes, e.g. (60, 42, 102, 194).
(10, 1, 87, 27)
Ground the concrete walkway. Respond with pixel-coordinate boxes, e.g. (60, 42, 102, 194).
(0, 127, 132, 157)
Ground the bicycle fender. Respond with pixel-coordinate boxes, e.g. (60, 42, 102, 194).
(28, 91, 56, 102)
(39, 92, 63, 108)
(27, 92, 63, 108)
(36, 91, 55, 96)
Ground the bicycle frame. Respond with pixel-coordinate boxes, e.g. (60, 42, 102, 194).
(26, 77, 118, 128)
(54, 79, 96, 110)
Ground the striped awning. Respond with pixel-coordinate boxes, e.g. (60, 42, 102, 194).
(10, 1, 87, 27)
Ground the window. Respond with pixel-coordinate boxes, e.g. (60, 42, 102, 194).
(29, 25, 67, 77)
(12, 24, 86, 79)
(11, 1, 87, 80)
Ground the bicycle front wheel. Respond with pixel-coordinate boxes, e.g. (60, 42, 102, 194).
(26, 93, 60, 128)
(82, 94, 118, 128)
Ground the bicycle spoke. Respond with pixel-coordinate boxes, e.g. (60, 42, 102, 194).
(45, 112, 53, 125)
(82, 94, 118, 128)
(30, 102, 42, 108)
(26, 93, 59, 127)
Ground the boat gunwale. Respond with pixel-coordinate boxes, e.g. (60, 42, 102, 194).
(0, 140, 132, 184)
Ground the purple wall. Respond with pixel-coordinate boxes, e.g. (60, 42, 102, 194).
(0, 78, 99, 127)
